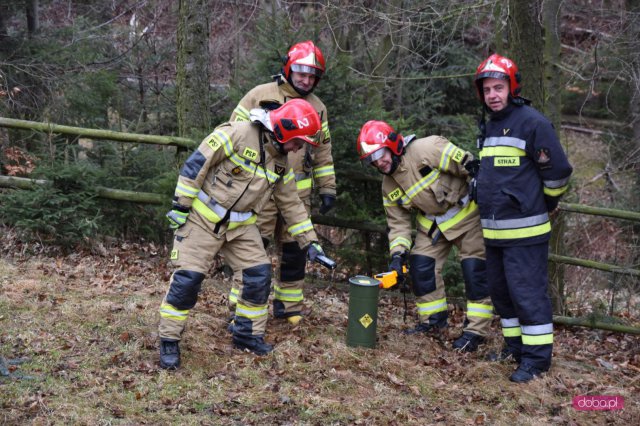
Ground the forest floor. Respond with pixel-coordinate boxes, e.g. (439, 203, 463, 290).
(0, 227, 638, 425)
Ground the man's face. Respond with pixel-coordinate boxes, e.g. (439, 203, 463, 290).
(482, 77, 510, 112)
(290, 71, 317, 93)
(371, 148, 393, 174)
(282, 138, 306, 153)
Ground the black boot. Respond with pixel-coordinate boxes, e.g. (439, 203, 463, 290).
(452, 331, 485, 352)
(403, 322, 447, 336)
(232, 334, 274, 355)
(510, 363, 546, 383)
(159, 339, 180, 370)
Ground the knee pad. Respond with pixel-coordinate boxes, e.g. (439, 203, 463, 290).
(166, 269, 205, 310)
(280, 241, 306, 282)
(409, 254, 436, 297)
(461, 258, 489, 300)
(241, 263, 272, 304)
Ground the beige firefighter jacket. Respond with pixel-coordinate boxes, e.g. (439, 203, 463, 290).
(173, 121, 318, 248)
(229, 75, 336, 201)
(382, 135, 476, 255)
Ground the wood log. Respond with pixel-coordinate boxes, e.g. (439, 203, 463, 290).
(0, 117, 196, 149)
(553, 315, 640, 334)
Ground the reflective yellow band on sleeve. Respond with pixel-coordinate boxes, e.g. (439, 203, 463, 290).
(232, 105, 250, 122)
(288, 219, 313, 236)
(389, 237, 412, 252)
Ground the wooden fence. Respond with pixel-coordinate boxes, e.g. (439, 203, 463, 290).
(1, 117, 638, 333)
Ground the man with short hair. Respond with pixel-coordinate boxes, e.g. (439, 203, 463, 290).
(228, 41, 336, 325)
(473, 53, 572, 383)
(356, 120, 493, 353)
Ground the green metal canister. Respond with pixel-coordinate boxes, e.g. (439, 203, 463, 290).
(346, 275, 381, 348)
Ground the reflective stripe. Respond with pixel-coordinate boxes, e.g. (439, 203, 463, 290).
(232, 105, 250, 122)
(296, 178, 312, 190)
(544, 177, 570, 189)
(543, 186, 568, 197)
(295, 172, 311, 181)
(438, 142, 457, 170)
(283, 169, 295, 185)
(288, 218, 313, 236)
(175, 182, 199, 198)
(479, 146, 527, 159)
(236, 303, 268, 319)
(466, 302, 493, 318)
(501, 318, 520, 328)
(389, 236, 412, 252)
(274, 285, 304, 302)
(522, 333, 553, 345)
(399, 170, 441, 205)
(521, 323, 553, 335)
(416, 298, 448, 316)
(482, 222, 551, 240)
(482, 136, 527, 150)
(228, 288, 239, 304)
(313, 164, 334, 178)
(418, 198, 477, 234)
(482, 213, 549, 230)
(502, 327, 522, 337)
(322, 121, 330, 140)
(193, 191, 255, 227)
(159, 302, 189, 321)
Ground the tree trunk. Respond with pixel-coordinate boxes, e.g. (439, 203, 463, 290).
(26, 0, 39, 37)
(508, 0, 567, 313)
(626, 0, 640, 213)
(507, 0, 544, 108)
(176, 0, 211, 141)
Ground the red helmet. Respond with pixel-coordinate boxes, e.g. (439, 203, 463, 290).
(269, 99, 322, 146)
(474, 53, 521, 99)
(282, 41, 326, 80)
(356, 120, 404, 164)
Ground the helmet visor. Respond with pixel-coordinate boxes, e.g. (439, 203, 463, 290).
(291, 64, 323, 77)
(360, 147, 389, 166)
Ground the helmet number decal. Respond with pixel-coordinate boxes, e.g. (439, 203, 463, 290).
(297, 117, 309, 128)
(376, 131, 388, 142)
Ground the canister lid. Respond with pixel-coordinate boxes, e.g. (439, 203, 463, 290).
(348, 275, 381, 287)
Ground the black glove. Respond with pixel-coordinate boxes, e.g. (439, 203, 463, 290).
(166, 203, 190, 230)
(464, 159, 480, 178)
(306, 242, 325, 262)
(319, 194, 336, 215)
(389, 251, 407, 282)
(468, 178, 477, 202)
(545, 195, 560, 212)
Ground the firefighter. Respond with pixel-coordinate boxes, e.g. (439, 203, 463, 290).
(473, 54, 572, 382)
(356, 120, 493, 353)
(158, 99, 328, 369)
(228, 40, 336, 325)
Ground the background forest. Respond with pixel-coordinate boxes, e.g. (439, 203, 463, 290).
(0, 1, 639, 424)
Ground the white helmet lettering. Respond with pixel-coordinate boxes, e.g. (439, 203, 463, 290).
(297, 117, 309, 128)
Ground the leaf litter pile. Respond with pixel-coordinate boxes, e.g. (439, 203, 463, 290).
(0, 228, 638, 425)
